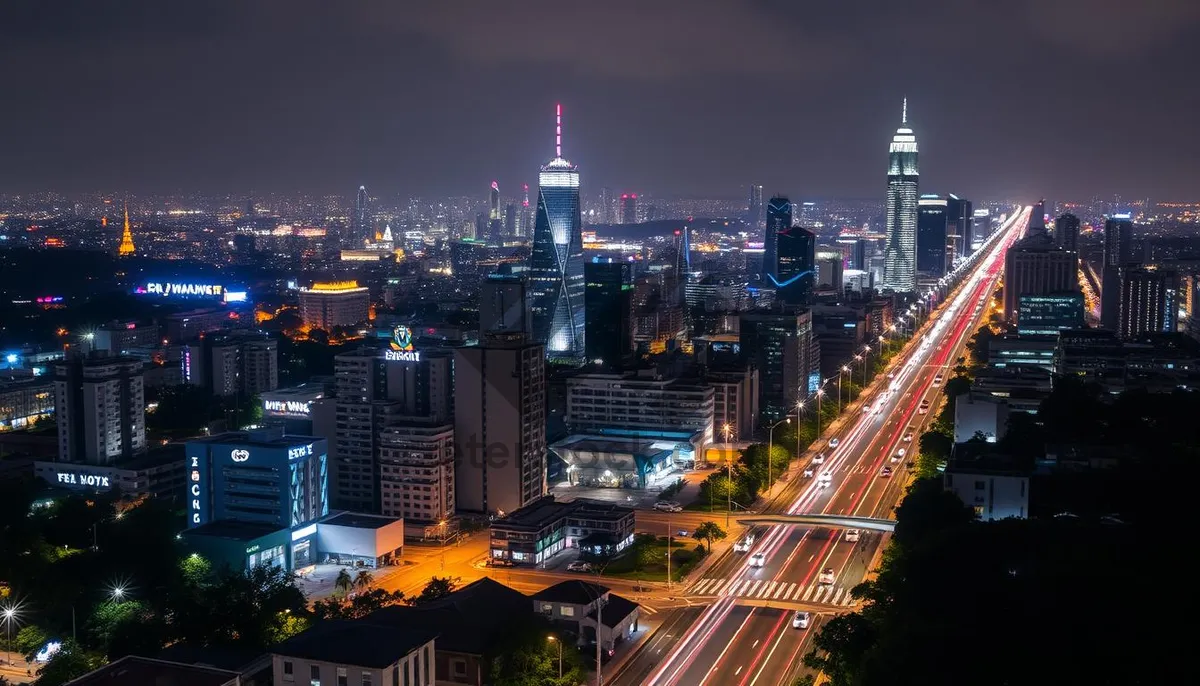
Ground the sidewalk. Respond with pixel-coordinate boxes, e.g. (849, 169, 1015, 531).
(0, 650, 35, 684)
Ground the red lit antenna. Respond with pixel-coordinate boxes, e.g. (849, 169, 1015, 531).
(555, 103, 562, 158)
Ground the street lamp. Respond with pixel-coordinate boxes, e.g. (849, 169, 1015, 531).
(815, 387, 826, 438)
(2, 603, 19, 667)
(838, 366, 849, 414)
(547, 635, 563, 678)
(109, 584, 127, 602)
(767, 416, 790, 497)
(861, 344, 871, 386)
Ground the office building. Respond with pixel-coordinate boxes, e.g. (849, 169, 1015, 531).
(1055, 329, 1200, 393)
(564, 371, 714, 444)
(945, 457, 1029, 521)
(480, 272, 531, 335)
(620, 194, 638, 224)
(528, 105, 586, 362)
(1028, 200, 1047, 234)
(600, 186, 615, 224)
(815, 252, 843, 291)
(748, 184, 764, 229)
(378, 418, 455, 525)
(763, 196, 792, 282)
(739, 310, 817, 422)
(1002, 233, 1078, 324)
(883, 100, 919, 292)
(971, 208, 991, 251)
(299, 281, 370, 330)
(773, 225, 816, 306)
(260, 383, 325, 433)
(451, 239, 483, 280)
(917, 194, 949, 276)
(352, 185, 372, 245)
(1055, 213, 1080, 253)
(0, 376, 54, 432)
(454, 333, 546, 516)
(1101, 215, 1134, 330)
(93, 321, 160, 355)
(54, 353, 145, 464)
(1017, 294, 1085, 336)
(1119, 268, 1177, 338)
(489, 496, 635, 565)
(584, 258, 633, 369)
(184, 333, 278, 398)
(947, 194, 973, 262)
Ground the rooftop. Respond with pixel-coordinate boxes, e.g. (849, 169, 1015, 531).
(491, 496, 635, 531)
(273, 620, 435, 668)
(186, 428, 322, 449)
(320, 512, 400, 530)
(365, 577, 532, 655)
(531, 580, 610, 605)
(586, 593, 640, 628)
(65, 656, 240, 686)
(183, 519, 282, 542)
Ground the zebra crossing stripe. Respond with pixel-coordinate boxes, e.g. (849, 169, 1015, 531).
(772, 582, 787, 600)
(747, 580, 763, 597)
(832, 587, 845, 605)
(783, 582, 797, 599)
(693, 579, 711, 594)
(802, 583, 816, 601)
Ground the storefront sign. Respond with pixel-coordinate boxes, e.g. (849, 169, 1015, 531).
(190, 456, 204, 525)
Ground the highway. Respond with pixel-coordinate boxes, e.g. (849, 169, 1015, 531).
(609, 206, 1030, 686)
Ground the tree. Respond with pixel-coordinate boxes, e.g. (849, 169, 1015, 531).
(313, 588, 406, 620)
(408, 576, 458, 605)
(172, 564, 307, 651)
(353, 570, 374, 592)
(32, 640, 103, 686)
(15, 625, 49, 661)
(333, 569, 354, 597)
(802, 612, 876, 685)
(916, 430, 952, 479)
(890, 477, 974, 551)
(692, 521, 727, 553)
(488, 623, 586, 686)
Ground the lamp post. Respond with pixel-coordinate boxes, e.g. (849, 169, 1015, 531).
(838, 366, 849, 414)
(862, 344, 871, 386)
(767, 416, 790, 497)
(725, 455, 733, 529)
(2, 604, 16, 666)
(666, 507, 672, 590)
(815, 387, 825, 438)
(438, 519, 448, 571)
(548, 635, 563, 678)
(853, 355, 863, 399)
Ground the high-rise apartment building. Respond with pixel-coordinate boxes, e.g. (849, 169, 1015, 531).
(883, 100, 919, 293)
(1002, 233, 1079, 324)
(453, 333, 547, 516)
(763, 196, 792, 282)
(1101, 215, 1134, 330)
(584, 258, 633, 370)
(186, 333, 278, 397)
(564, 372, 715, 444)
(378, 418, 455, 525)
(299, 281, 371, 330)
(54, 354, 146, 464)
(1119, 268, 1177, 339)
(1055, 213, 1080, 253)
(972, 208, 992, 251)
(621, 194, 638, 224)
(774, 225, 816, 306)
(739, 310, 817, 422)
(480, 272, 531, 336)
(504, 203, 516, 239)
(917, 195, 949, 276)
(748, 185, 764, 229)
(1028, 200, 1047, 234)
(528, 105, 585, 362)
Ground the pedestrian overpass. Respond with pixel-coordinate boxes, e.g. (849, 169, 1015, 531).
(736, 514, 896, 532)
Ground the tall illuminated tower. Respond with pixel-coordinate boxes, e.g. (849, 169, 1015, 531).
(528, 104, 585, 362)
(352, 185, 371, 245)
(882, 99, 919, 293)
(117, 202, 136, 256)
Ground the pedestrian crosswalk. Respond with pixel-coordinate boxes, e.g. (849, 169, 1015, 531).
(689, 577, 857, 607)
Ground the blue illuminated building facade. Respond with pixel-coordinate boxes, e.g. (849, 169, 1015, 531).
(529, 105, 585, 363)
(774, 225, 816, 306)
(763, 196, 791, 282)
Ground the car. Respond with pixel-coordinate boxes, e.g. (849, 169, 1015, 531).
(676, 529, 690, 537)
(903, 429, 914, 442)
(828, 438, 840, 448)
(749, 552, 766, 567)
(812, 453, 826, 465)
(803, 468, 815, 478)
(845, 529, 860, 542)
(817, 472, 833, 487)
(490, 558, 516, 568)
(818, 568, 835, 584)
(933, 374, 944, 386)
(654, 501, 682, 512)
(792, 610, 811, 629)
(880, 466, 893, 478)
(566, 561, 593, 573)
(918, 400, 930, 415)
(733, 535, 755, 553)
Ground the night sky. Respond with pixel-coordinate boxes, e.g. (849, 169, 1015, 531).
(2, 0, 1198, 201)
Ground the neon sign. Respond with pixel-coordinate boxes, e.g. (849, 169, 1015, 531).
(288, 444, 314, 460)
(56, 472, 111, 488)
(190, 455, 204, 525)
(383, 324, 421, 362)
(230, 449, 250, 463)
(142, 282, 224, 297)
(263, 399, 312, 417)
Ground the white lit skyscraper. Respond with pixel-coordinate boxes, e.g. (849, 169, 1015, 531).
(883, 99, 919, 293)
(529, 104, 585, 362)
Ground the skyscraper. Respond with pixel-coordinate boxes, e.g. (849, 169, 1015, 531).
(1003, 232, 1079, 324)
(1101, 214, 1134, 330)
(621, 194, 638, 224)
(352, 185, 371, 245)
(504, 202, 516, 238)
(763, 196, 792, 282)
(1055, 213, 1080, 253)
(883, 99, 919, 293)
(739, 310, 816, 422)
(600, 187, 615, 224)
(1028, 200, 1047, 234)
(520, 184, 533, 238)
(1119, 268, 1177, 338)
(480, 271, 531, 336)
(774, 225, 816, 306)
(946, 194, 973, 262)
(528, 104, 586, 362)
(917, 195, 949, 276)
(748, 185, 764, 229)
(584, 258, 633, 369)
(488, 181, 503, 243)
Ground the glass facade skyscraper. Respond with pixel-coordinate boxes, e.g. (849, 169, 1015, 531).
(883, 100, 919, 293)
(917, 194, 948, 276)
(763, 196, 792, 282)
(529, 105, 585, 362)
(584, 258, 633, 369)
(775, 225, 816, 306)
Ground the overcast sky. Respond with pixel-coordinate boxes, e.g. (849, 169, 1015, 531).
(2, 0, 1198, 202)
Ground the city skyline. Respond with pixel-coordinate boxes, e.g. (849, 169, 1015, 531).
(1, 1, 1198, 200)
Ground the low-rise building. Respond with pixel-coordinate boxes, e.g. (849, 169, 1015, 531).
(1055, 330, 1200, 393)
(531, 580, 641, 654)
(953, 392, 1010, 444)
(378, 419, 455, 525)
(489, 496, 635, 566)
(565, 370, 714, 446)
(271, 620, 436, 686)
(944, 455, 1029, 521)
(0, 375, 54, 432)
(65, 656, 248, 686)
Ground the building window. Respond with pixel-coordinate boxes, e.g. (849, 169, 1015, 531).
(361, 672, 372, 686)
(453, 660, 467, 676)
(283, 660, 294, 681)
(560, 605, 574, 617)
(973, 505, 984, 517)
(310, 664, 321, 686)
(337, 667, 347, 686)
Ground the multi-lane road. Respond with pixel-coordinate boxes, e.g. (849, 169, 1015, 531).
(610, 206, 1030, 686)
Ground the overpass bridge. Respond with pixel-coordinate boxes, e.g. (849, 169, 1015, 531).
(737, 514, 896, 532)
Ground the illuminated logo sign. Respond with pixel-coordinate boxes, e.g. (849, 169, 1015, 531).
(230, 449, 250, 463)
(384, 324, 421, 362)
(190, 456, 203, 525)
(263, 399, 312, 417)
(56, 472, 111, 488)
(142, 282, 224, 297)
(288, 444, 314, 460)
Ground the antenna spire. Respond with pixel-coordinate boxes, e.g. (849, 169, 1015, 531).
(555, 103, 562, 158)
(902, 97, 908, 125)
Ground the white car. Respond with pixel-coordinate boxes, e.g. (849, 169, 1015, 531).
(845, 529, 860, 542)
(828, 438, 839, 448)
(933, 374, 944, 386)
(918, 401, 930, 415)
(903, 430, 914, 442)
(733, 535, 755, 553)
(654, 501, 682, 512)
(818, 568, 835, 584)
(817, 472, 833, 487)
(803, 468, 815, 478)
(812, 453, 825, 465)
(749, 552, 766, 568)
(792, 610, 811, 629)
(566, 561, 592, 573)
